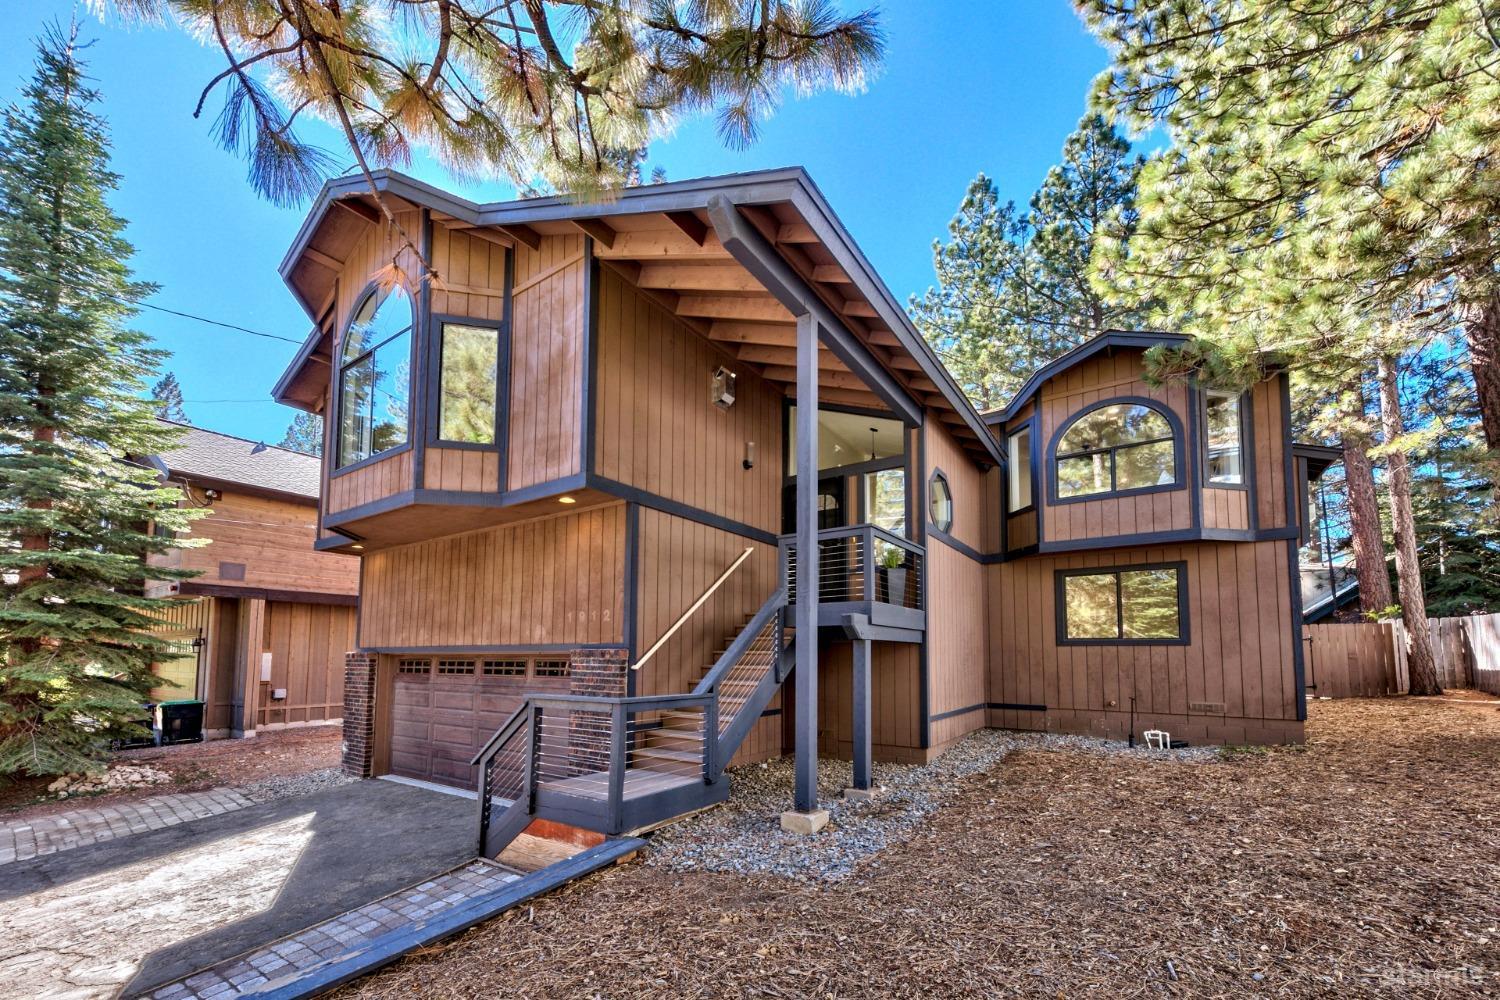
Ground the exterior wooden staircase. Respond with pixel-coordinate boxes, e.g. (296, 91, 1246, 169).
(472, 589, 791, 858)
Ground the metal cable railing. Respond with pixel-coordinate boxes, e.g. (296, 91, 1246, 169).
(780, 524, 924, 610)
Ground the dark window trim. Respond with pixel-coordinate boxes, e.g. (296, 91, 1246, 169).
(1054, 560, 1190, 646)
(1005, 415, 1038, 515)
(781, 400, 909, 485)
(1046, 395, 1186, 506)
(928, 466, 954, 534)
(425, 311, 509, 452)
(334, 281, 418, 472)
(1201, 387, 1249, 491)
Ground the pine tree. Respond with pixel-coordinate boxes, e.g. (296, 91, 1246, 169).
(150, 371, 186, 423)
(1081, 0, 1500, 463)
(0, 25, 206, 776)
(910, 115, 1151, 409)
(278, 411, 322, 457)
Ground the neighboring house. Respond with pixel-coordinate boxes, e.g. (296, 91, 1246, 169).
(142, 422, 360, 738)
(270, 168, 1325, 845)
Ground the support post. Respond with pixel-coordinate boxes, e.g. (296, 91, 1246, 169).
(783, 312, 828, 834)
(230, 597, 265, 738)
(851, 637, 872, 791)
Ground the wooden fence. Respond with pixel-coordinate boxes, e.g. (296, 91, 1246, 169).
(1305, 613, 1500, 698)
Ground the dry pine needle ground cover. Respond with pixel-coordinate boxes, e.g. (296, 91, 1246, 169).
(348, 698, 1500, 998)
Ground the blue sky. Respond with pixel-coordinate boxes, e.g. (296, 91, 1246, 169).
(1, 3, 1123, 444)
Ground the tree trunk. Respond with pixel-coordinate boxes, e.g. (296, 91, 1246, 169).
(1460, 290, 1500, 457)
(1376, 354, 1441, 696)
(1340, 383, 1393, 615)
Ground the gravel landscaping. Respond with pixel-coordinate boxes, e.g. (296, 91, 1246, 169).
(344, 696, 1500, 999)
(650, 728, 1219, 881)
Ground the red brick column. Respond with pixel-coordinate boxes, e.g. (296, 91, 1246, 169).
(342, 651, 377, 778)
(568, 648, 628, 775)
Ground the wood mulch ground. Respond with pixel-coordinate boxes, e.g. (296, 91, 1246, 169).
(346, 698, 1500, 999)
(0, 726, 342, 821)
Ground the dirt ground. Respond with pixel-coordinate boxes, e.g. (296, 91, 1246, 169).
(0, 726, 342, 821)
(346, 697, 1500, 999)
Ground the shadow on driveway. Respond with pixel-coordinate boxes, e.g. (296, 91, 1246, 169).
(0, 779, 475, 998)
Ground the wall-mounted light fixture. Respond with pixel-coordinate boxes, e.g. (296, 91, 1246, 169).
(558, 495, 577, 505)
(710, 366, 737, 409)
(743, 441, 756, 471)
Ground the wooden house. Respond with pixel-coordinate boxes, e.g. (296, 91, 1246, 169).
(270, 169, 1314, 846)
(143, 422, 359, 738)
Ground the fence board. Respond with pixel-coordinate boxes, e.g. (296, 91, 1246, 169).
(1308, 614, 1500, 698)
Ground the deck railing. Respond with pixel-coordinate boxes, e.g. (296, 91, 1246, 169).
(779, 524, 925, 610)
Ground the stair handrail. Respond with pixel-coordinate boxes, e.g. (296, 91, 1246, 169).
(632, 547, 755, 672)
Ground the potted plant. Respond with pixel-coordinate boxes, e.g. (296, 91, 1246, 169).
(877, 543, 908, 604)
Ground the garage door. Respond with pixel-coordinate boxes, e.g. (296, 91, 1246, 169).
(389, 656, 572, 788)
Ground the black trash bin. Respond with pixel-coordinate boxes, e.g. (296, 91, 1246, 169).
(156, 699, 204, 746)
(112, 704, 157, 751)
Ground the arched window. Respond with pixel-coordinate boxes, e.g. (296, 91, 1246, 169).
(1053, 401, 1178, 500)
(929, 470, 953, 533)
(337, 285, 414, 468)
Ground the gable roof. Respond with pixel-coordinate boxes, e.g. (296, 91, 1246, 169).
(982, 330, 1194, 426)
(274, 168, 1004, 465)
(150, 420, 320, 502)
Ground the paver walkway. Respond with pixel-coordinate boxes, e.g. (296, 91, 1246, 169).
(0, 788, 255, 865)
(142, 860, 522, 999)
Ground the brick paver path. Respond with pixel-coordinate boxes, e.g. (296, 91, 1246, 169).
(0, 788, 254, 865)
(141, 860, 521, 999)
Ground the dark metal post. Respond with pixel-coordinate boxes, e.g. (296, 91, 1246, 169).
(794, 313, 820, 814)
(852, 636, 872, 791)
(607, 701, 626, 832)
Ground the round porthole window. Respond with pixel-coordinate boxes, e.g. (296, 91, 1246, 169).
(929, 472, 953, 533)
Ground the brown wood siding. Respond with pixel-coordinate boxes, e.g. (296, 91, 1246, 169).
(818, 642, 924, 759)
(430, 226, 507, 321)
(255, 601, 356, 727)
(425, 446, 501, 493)
(508, 234, 586, 491)
(327, 450, 413, 514)
(1037, 350, 1194, 544)
(1252, 376, 1289, 529)
(926, 539, 989, 748)
(1006, 510, 1038, 551)
(359, 504, 626, 648)
(924, 420, 986, 551)
(157, 489, 359, 597)
(633, 508, 781, 764)
(1202, 486, 1252, 531)
(594, 267, 784, 535)
(987, 540, 1302, 744)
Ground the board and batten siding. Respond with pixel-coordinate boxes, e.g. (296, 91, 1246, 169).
(1036, 350, 1195, 544)
(1251, 376, 1290, 530)
(255, 601, 356, 727)
(633, 507, 782, 764)
(593, 266, 784, 535)
(359, 504, 626, 649)
(326, 450, 413, 514)
(987, 540, 1302, 745)
(508, 233, 586, 491)
(817, 642, 925, 762)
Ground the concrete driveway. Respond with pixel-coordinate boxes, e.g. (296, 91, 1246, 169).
(0, 779, 476, 999)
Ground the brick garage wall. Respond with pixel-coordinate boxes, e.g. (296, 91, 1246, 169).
(567, 648, 627, 775)
(342, 652, 377, 777)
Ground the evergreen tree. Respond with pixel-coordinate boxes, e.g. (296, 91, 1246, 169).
(150, 371, 186, 423)
(0, 26, 206, 776)
(1081, 0, 1500, 460)
(278, 411, 322, 457)
(910, 115, 1151, 409)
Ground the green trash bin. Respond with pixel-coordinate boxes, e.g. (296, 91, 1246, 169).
(155, 699, 204, 746)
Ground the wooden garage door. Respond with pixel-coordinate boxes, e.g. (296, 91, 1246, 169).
(389, 656, 572, 788)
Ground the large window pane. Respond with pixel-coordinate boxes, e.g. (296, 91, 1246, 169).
(1008, 427, 1032, 511)
(1114, 439, 1175, 490)
(1057, 453, 1110, 498)
(1206, 390, 1244, 484)
(1058, 404, 1171, 453)
(439, 323, 499, 444)
(865, 468, 906, 534)
(338, 357, 374, 464)
(1064, 573, 1118, 639)
(1120, 569, 1180, 639)
(367, 329, 410, 455)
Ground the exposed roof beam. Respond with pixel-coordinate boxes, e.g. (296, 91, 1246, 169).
(497, 223, 542, 250)
(812, 264, 852, 284)
(762, 366, 885, 393)
(777, 222, 818, 244)
(841, 299, 879, 319)
(593, 230, 733, 261)
(735, 344, 846, 371)
(664, 210, 708, 246)
(637, 264, 762, 293)
(441, 222, 514, 249)
(785, 385, 886, 409)
(302, 246, 343, 272)
(572, 218, 617, 249)
(676, 295, 795, 323)
(707, 321, 797, 347)
(333, 197, 380, 225)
